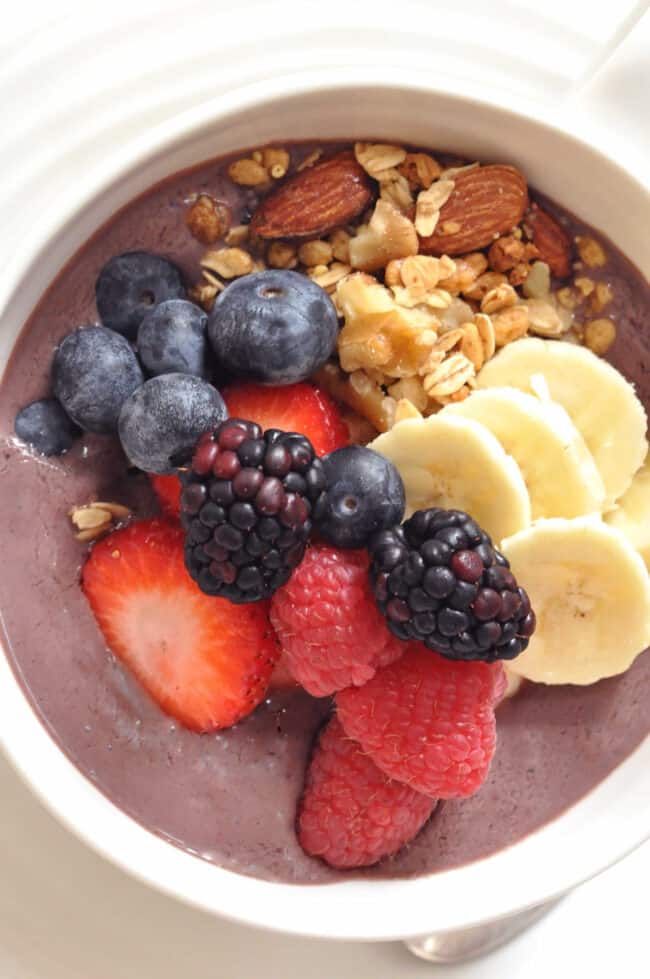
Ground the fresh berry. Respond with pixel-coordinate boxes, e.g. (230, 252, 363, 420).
(223, 382, 348, 457)
(82, 519, 278, 732)
(95, 251, 186, 339)
(137, 299, 207, 377)
(52, 325, 144, 433)
(314, 445, 405, 549)
(118, 373, 227, 474)
(368, 508, 536, 662)
(149, 473, 182, 519)
(14, 398, 79, 456)
(270, 543, 405, 696)
(298, 716, 436, 869)
(208, 270, 338, 384)
(182, 419, 326, 603)
(336, 644, 505, 798)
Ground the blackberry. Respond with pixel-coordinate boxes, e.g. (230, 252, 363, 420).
(368, 507, 536, 662)
(182, 418, 326, 603)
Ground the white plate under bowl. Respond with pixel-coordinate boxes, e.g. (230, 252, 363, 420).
(0, 69, 648, 942)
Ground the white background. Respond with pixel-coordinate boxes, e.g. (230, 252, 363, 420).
(0, 1, 649, 976)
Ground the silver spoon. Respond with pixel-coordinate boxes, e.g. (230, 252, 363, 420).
(405, 898, 562, 964)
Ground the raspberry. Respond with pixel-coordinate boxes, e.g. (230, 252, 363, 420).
(336, 643, 505, 798)
(269, 543, 405, 697)
(298, 716, 436, 869)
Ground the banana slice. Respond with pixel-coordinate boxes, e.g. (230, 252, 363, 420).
(477, 338, 647, 506)
(502, 518, 650, 684)
(442, 387, 605, 520)
(605, 461, 650, 571)
(369, 414, 531, 542)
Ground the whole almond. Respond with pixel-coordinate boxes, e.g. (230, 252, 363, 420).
(419, 165, 528, 256)
(249, 152, 374, 240)
(526, 204, 573, 278)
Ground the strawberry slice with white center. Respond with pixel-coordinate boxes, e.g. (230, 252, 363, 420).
(82, 519, 279, 732)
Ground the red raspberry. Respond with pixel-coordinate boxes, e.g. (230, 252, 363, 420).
(336, 643, 505, 799)
(298, 716, 436, 869)
(269, 543, 405, 697)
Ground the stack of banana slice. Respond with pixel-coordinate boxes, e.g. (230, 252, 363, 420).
(371, 338, 650, 685)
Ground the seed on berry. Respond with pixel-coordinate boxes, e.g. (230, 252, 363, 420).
(255, 478, 286, 515)
(408, 587, 438, 613)
(233, 467, 264, 499)
(499, 590, 523, 622)
(237, 438, 265, 467)
(180, 482, 207, 514)
(386, 598, 411, 622)
(519, 609, 536, 638)
(213, 450, 241, 479)
(473, 588, 502, 621)
(448, 581, 478, 611)
(264, 444, 292, 477)
(484, 565, 516, 591)
(421, 540, 451, 566)
(192, 440, 218, 475)
(209, 480, 234, 506)
(199, 502, 226, 527)
(435, 526, 469, 550)
(230, 502, 257, 531)
(283, 472, 307, 495)
(476, 621, 502, 648)
(280, 493, 308, 529)
(423, 566, 456, 599)
(209, 560, 237, 584)
(213, 524, 244, 551)
(218, 425, 249, 450)
(451, 549, 484, 583)
(437, 608, 469, 637)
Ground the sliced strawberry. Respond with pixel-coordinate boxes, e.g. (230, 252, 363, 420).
(148, 473, 182, 519)
(82, 519, 279, 732)
(222, 382, 349, 457)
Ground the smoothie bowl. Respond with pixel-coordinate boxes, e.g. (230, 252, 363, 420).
(0, 76, 649, 940)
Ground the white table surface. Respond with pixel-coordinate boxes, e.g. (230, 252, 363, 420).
(1, 2, 649, 975)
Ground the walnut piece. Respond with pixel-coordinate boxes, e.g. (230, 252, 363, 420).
(348, 200, 419, 272)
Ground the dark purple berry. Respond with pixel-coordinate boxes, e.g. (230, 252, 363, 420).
(368, 506, 535, 663)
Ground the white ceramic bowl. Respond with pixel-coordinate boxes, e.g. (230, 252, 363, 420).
(0, 71, 648, 942)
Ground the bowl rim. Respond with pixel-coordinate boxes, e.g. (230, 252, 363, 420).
(0, 67, 648, 941)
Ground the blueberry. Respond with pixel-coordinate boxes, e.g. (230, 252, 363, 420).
(137, 299, 207, 377)
(316, 446, 405, 549)
(207, 270, 337, 384)
(96, 251, 186, 339)
(52, 325, 144, 433)
(14, 398, 79, 456)
(118, 373, 227, 474)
